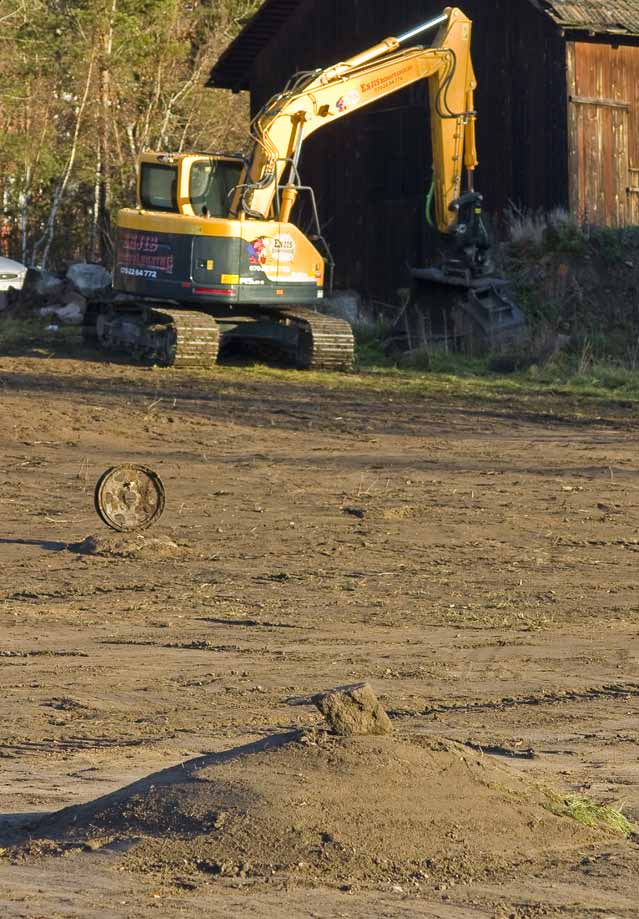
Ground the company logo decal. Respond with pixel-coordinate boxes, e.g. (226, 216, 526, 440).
(247, 236, 268, 267)
(361, 64, 413, 95)
(119, 230, 174, 275)
(246, 234, 297, 273)
(336, 91, 360, 113)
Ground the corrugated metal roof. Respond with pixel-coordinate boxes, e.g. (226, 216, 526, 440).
(532, 0, 639, 33)
(208, 0, 639, 91)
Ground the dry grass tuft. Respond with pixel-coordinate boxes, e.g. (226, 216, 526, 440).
(544, 792, 635, 836)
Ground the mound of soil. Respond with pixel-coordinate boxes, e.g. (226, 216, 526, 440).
(68, 533, 183, 559)
(15, 731, 603, 887)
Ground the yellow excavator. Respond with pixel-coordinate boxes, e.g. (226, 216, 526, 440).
(85, 6, 524, 370)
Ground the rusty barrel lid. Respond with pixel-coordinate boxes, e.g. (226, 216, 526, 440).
(94, 464, 165, 532)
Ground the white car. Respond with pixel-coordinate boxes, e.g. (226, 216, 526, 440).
(0, 256, 27, 292)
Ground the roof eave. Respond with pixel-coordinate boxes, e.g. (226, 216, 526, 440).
(559, 24, 634, 35)
(207, 0, 303, 92)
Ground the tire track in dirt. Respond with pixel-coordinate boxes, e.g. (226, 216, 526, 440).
(390, 682, 639, 718)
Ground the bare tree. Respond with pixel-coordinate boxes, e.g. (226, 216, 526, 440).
(31, 56, 95, 268)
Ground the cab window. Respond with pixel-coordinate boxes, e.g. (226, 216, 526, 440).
(140, 163, 178, 212)
(190, 160, 243, 217)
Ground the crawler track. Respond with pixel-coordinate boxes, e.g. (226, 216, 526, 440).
(149, 307, 220, 370)
(84, 302, 353, 372)
(281, 306, 355, 371)
(83, 302, 220, 370)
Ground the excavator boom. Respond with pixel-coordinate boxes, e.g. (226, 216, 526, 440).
(231, 6, 478, 238)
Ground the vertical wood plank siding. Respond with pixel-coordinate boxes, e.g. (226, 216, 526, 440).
(251, 0, 570, 298)
(568, 41, 639, 226)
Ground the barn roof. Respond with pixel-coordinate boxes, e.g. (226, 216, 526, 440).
(533, 1, 639, 34)
(208, 0, 639, 91)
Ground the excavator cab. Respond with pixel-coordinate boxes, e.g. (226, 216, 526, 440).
(135, 153, 245, 218)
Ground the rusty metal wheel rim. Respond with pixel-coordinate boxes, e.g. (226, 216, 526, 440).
(94, 464, 166, 532)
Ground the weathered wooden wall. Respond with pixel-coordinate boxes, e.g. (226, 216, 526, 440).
(567, 41, 639, 226)
(250, 0, 570, 299)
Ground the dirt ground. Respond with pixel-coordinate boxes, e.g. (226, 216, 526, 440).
(0, 348, 638, 918)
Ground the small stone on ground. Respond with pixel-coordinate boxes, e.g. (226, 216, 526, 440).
(312, 682, 393, 736)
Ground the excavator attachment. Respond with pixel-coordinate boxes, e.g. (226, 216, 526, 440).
(408, 267, 527, 353)
(398, 183, 527, 355)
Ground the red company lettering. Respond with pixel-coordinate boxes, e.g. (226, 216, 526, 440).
(119, 251, 174, 273)
(361, 65, 413, 94)
(121, 231, 159, 254)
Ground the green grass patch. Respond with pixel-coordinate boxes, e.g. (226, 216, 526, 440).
(544, 792, 635, 836)
(352, 319, 394, 368)
(0, 317, 79, 353)
(215, 356, 639, 416)
(3, 315, 639, 415)
(415, 351, 492, 377)
(354, 332, 639, 404)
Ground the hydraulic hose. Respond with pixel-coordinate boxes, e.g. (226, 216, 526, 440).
(425, 177, 435, 228)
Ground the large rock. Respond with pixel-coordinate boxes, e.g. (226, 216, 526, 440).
(66, 263, 111, 295)
(312, 682, 393, 736)
(23, 267, 65, 299)
(39, 296, 86, 325)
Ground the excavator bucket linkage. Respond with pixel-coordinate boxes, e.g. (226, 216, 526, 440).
(400, 267, 527, 355)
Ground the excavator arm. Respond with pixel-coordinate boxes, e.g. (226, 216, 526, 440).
(229, 7, 478, 238)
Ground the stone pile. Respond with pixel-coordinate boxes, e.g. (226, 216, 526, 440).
(6, 263, 112, 325)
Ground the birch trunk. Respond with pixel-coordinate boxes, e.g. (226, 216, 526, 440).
(19, 165, 31, 265)
(31, 58, 94, 268)
(97, 0, 117, 263)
